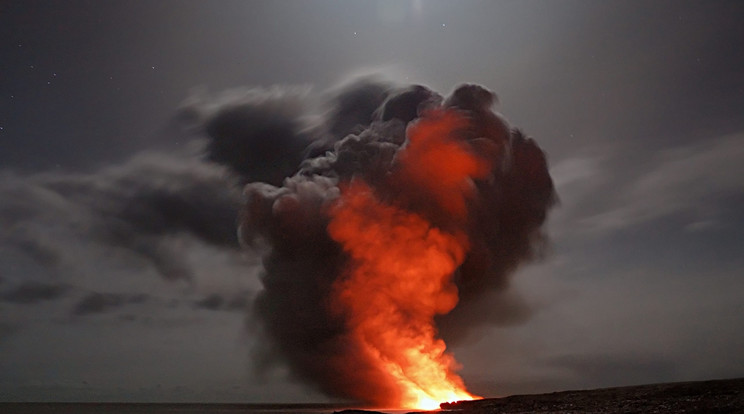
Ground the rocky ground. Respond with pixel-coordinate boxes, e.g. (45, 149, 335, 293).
(338, 378, 744, 414)
(442, 377, 744, 413)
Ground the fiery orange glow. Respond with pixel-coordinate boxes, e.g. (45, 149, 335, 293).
(395, 109, 491, 219)
(327, 110, 486, 409)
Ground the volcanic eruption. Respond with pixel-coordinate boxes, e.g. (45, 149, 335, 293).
(204, 79, 556, 409)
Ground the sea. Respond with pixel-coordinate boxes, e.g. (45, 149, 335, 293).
(0, 403, 417, 414)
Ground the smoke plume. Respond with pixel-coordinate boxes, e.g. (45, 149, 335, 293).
(199, 79, 555, 407)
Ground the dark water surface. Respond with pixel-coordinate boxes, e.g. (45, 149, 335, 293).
(0, 403, 381, 414)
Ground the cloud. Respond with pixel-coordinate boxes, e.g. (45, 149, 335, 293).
(179, 86, 313, 186)
(0, 152, 242, 284)
(72, 292, 148, 316)
(0, 150, 261, 346)
(0, 282, 69, 305)
(0, 149, 265, 411)
(193, 293, 252, 312)
(546, 133, 744, 235)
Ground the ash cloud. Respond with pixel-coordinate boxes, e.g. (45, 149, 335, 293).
(179, 86, 312, 185)
(304, 77, 393, 158)
(231, 79, 556, 403)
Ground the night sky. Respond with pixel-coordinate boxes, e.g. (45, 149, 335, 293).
(2, 0, 744, 403)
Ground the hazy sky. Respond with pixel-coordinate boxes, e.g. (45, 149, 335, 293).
(1, 0, 743, 403)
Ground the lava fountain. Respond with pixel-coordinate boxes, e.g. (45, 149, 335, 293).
(327, 110, 486, 409)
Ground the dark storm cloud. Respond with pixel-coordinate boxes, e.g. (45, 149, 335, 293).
(72, 292, 148, 316)
(0, 153, 242, 285)
(0, 281, 69, 304)
(237, 81, 556, 403)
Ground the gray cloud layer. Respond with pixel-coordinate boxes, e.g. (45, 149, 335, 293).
(0, 152, 254, 324)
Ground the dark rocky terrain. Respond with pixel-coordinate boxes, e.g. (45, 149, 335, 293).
(442, 377, 744, 413)
(337, 378, 744, 414)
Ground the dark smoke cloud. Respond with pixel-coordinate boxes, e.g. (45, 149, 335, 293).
(304, 77, 392, 159)
(72, 292, 148, 316)
(179, 87, 312, 186)
(228, 79, 556, 403)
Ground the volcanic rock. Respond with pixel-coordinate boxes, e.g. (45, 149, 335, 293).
(439, 378, 744, 413)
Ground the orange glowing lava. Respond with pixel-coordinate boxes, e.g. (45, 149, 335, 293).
(327, 110, 486, 409)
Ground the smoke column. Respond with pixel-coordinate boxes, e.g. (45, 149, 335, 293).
(233, 80, 555, 408)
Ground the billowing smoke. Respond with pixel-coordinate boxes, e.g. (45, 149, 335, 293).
(179, 86, 312, 186)
(193, 78, 555, 407)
